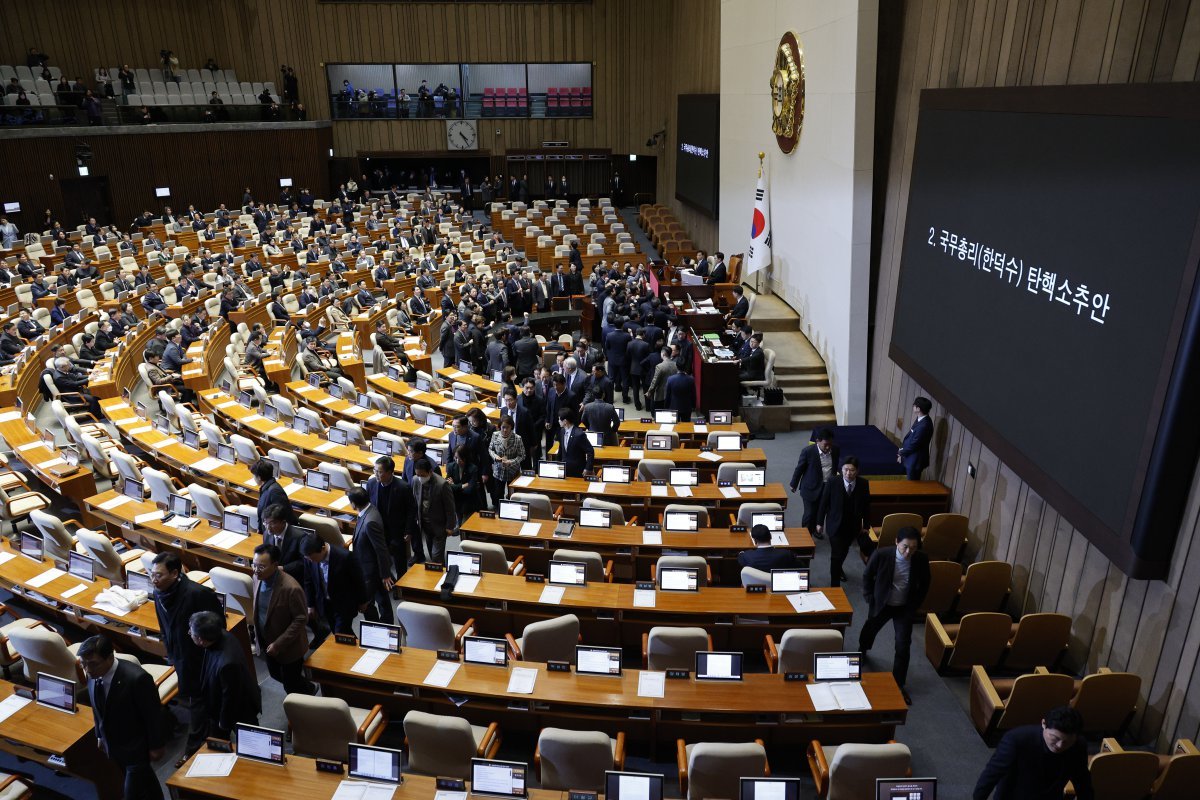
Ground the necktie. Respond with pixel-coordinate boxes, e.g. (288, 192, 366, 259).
(94, 677, 107, 716)
(847, 482, 854, 496)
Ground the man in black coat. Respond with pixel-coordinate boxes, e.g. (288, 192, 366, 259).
(501, 389, 539, 468)
(151, 552, 223, 762)
(603, 321, 632, 401)
(789, 428, 840, 537)
(301, 534, 366, 646)
(973, 707, 1093, 800)
(737, 524, 799, 571)
(79, 635, 165, 800)
(190, 611, 261, 741)
(815, 456, 871, 587)
(261, 502, 307, 582)
(348, 487, 396, 623)
(365, 455, 415, 577)
(512, 326, 541, 379)
(580, 398, 621, 446)
(625, 328, 652, 410)
(254, 459, 291, 533)
(858, 526, 930, 694)
(555, 409, 594, 477)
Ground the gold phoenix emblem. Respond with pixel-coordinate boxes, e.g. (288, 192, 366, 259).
(770, 32, 805, 153)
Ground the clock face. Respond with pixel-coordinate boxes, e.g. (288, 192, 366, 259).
(447, 120, 478, 151)
(770, 31, 805, 154)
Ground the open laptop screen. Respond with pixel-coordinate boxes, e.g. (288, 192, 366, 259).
(470, 758, 527, 798)
(813, 652, 863, 682)
(605, 771, 664, 800)
(347, 743, 403, 784)
(877, 778, 937, 800)
(235, 723, 285, 765)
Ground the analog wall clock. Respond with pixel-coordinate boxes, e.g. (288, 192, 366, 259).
(447, 119, 478, 151)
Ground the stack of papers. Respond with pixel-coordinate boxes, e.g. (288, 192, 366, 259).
(633, 589, 656, 608)
(0, 694, 31, 724)
(806, 682, 871, 711)
(787, 591, 836, 613)
(350, 650, 389, 676)
(510, 475, 534, 488)
(507, 667, 538, 694)
(185, 753, 237, 778)
(637, 671, 665, 698)
(719, 486, 741, 499)
(203, 530, 249, 550)
(134, 511, 164, 525)
(770, 532, 789, 546)
(698, 451, 723, 462)
(518, 522, 541, 537)
(98, 495, 132, 511)
(423, 661, 460, 688)
(674, 486, 693, 498)
(539, 585, 565, 605)
(435, 574, 481, 594)
(331, 780, 397, 800)
(650, 485, 668, 498)
(192, 456, 224, 472)
(587, 481, 607, 494)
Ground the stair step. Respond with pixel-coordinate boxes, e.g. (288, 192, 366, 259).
(774, 364, 827, 376)
(776, 375, 829, 387)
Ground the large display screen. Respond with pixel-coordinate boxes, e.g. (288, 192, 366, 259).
(890, 84, 1200, 579)
(675, 93, 719, 217)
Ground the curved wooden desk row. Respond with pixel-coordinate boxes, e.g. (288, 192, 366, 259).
(101, 398, 359, 519)
(395, 569, 852, 654)
(367, 373, 504, 421)
(306, 641, 905, 750)
(0, 541, 251, 670)
(285, 380, 452, 444)
(170, 747, 562, 800)
(506, 474, 789, 511)
(458, 513, 814, 584)
(0, 412, 101, 525)
(0, 679, 123, 800)
(545, 443, 769, 471)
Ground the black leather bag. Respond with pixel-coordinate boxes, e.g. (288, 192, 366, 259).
(763, 387, 785, 406)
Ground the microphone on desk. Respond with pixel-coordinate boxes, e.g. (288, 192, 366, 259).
(441, 565, 460, 601)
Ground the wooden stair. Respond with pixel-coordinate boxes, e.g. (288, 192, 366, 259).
(744, 289, 836, 432)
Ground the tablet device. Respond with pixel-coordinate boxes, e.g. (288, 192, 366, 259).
(304, 469, 331, 491)
(574, 645, 622, 676)
(584, 431, 604, 447)
(234, 723, 285, 765)
(355, 392, 372, 410)
(387, 365, 401, 380)
(658, 566, 699, 591)
(813, 652, 863, 682)
(327, 426, 349, 445)
(453, 387, 473, 403)
(498, 500, 529, 521)
(463, 636, 508, 667)
(876, 778, 937, 800)
(714, 434, 742, 451)
(751, 512, 784, 531)
(653, 410, 677, 424)
(292, 415, 311, 434)
(548, 560, 587, 586)
(126, 570, 153, 593)
(457, 360, 474, 374)
(426, 411, 447, 429)
(19, 532, 44, 561)
(605, 771, 664, 800)
(262, 403, 279, 422)
(359, 621, 403, 653)
(669, 469, 698, 487)
(695, 651, 743, 681)
(664, 511, 699, 531)
(490, 369, 504, 383)
(347, 743, 404, 784)
(600, 465, 630, 484)
(216, 443, 237, 464)
(181, 428, 201, 449)
(35, 673, 76, 713)
(736, 468, 765, 488)
(740, 778, 801, 800)
(328, 382, 344, 399)
(470, 758, 527, 798)
(222, 510, 250, 536)
(770, 568, 809, 594)
(446, 551, 482, 576)
(645, 433, 674, 451)
(415, 376, 432, 392)
(709, 410, 733, 425)
(578, 508, 611, 528)
(123, 477, 146, 500)
(537, 460, 565, 479)
(67, 551, 95, 582)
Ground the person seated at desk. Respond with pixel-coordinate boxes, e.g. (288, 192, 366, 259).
(739, 334, 766, 390)
(162, 329, 193, 373)
(353, 279, 377, 309)
(739, 523, 798, 571)
(269, 289, 289, 322)
(49, 297, 70, 326)
(705, 252, 728, 285)
(555, 408, 594, 478)
(301, 534, 365, 648)
(0, 323, 24, 361)
(374, 319, 403, 357)
(30, 274, 51, 302)
(50, 341, 93, 371)
(727, 284, 750, 323)
(142, 282, 168, 316)
(47, 356, 103, 415)
(78, 333, 107, 364)
(145, 349, 196, 404)
(189, 610, 261, 742)
(300, 336, 345, 380)
(111, 302, 140, 337)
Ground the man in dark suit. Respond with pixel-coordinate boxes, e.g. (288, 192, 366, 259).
(706, 252, 728, 285)
(738, 334, 766, 387)
(374, 320, 402, 357)
(254, 459, 291, 533)
(190, 610, 261, 741)
(301, 534, 365, 646)
(738, 524, 799, 572)
(501, 389, 538, 468)
(251, 543, 314, 695)
(898, 396, 934, 480)
(551, 265, 571, 298)
(581, 398, 621, 446)
(582, 364, 615, 405)
(858, 526, 930, 696)
(78, 635, 165, 800)
(726, 285, 750, 323)
(973, 707, 1093, 800)
(665, 366, 696, 421)
(261, 503, 307, 582)
(603, 322, 632, 401)
(347, 487, 396, 624)
(543, 373, 569, 453)
(151, 552, 223, 763)
(556, 409, 594, 477)
(142, 282, 168, 315)
(512, 326, 541, 379)
(412, 457, 456, 565)
(365, 456, 415, 576)
(790, 428, 840, 537)
(815, 456, 871, 587)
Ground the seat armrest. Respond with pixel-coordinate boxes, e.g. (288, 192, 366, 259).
(764, 635, 779, 673)
(627, 515, 639, 526)
(676, 739, 689, 797)
(5, 491, 51, 517)
(504, 633, 523, 662)
(614, 731, 626, 769)
(705, 564, 713, 585)
(477, 722, 501, 757)
(756, 738, 770, 775)
(868, 526, 879, 544)
(454, 618, 476, 649)
(807, 740, 831, 798)
(641, 632, 649, 669)
(508, 555, 525, 576)
(356, 704, 386, 743)
(604, 559, 614, 583)
(1175, 739, 1200, 756)
(1099, 737, 1123, 754)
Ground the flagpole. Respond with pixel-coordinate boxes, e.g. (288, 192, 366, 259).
(755, 151, 764, 298)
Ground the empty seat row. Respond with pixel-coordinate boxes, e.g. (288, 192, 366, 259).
(971, 665, 1141, 742)
(0, 64, 62, 81)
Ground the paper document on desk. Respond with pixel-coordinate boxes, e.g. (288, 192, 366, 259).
(719, 486, 740, 499)
(587, 481, 607, 494)
(642, 530, 663, 545)
(0, 552, 14, 566)
(203, 530, 248, 550)
(788, 591, 835, 613)
(414, 425, 434, 436)
(673, 486, 693, 498)
(266, 425, 288, 436)
(770, 532, 789, 546)
(694, 424, 708, 434)
(0, 694, 31, 724)
(633, 589, 656, 608)
(98, 495, 133, 511)
(507, 667, 538, 694)
(539, 585, 565, 605)
(330, 496, 352, 510)
(444, 400, 467, 411)
(216, 400, 238, 409)
(62, 584, 88, 599)
(435, 574, 480, 594)
(315, 441, 339, 453)
(165, 515, 200, 530)
(518, 522, 541, 537)
(186, 753, 237, 778)
(134, 511, 163, 524)
(651, 485, 667, 498)
(510, 475, 533, 488)
(332, 780, 397, 800)
(284, 483, 305, 496)
(698, 451, 723, 462)
(318, 397, 338, 407)
(434, 792, 468, 800)
(350, 649, 389, 676)
(37, 456, 67, 468)
(637, 671, 666, 698)
(446, 369, 464, 379)
(242, 414, 262, 424)
(423, 660, 460, 688)
(806, 681, 870, 711)
(192, 456, 224, 472)
(128, 425, 153, 435)
(17, 441, 44, 452)
(366, 413, 386, 423)
(27, 568, 65, 588)
(0, 411, 22, 423)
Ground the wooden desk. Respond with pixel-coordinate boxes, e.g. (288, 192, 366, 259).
(458, 513, 814, 583)
(0, 541, 253, 671)
(616, 419, 750, 442)
(506, 474, 788, 516)
(690, 328, 742, 413)
(868, 480, 951, 525)
(366, 373, 502, 421)
(170, 746, 566, 800)
(285, 380, 452, 444)
(306, 641, 905, 750)
(395, 569, 851, 654)
(0, 412, 101, 526)
(438, 366, 501, 396)
(546, 444, 768, 472)
(0, 679, 123, 800)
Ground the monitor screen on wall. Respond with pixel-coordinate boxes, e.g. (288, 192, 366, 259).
(675, 93, 719, 218)
(890, 83, 1200, 579)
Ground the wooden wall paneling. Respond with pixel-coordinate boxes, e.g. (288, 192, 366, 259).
(1175, 2, 1200, 79)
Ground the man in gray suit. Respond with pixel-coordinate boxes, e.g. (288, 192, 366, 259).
(346, 487, 396, 624)
(411, 457, 456, 565)
(645, 347, 678, 415)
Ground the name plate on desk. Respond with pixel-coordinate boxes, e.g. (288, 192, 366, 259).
(569, 792, 599, 800)
(746, 585, 766, 594)
(547, 660, 571, 673)
(635, 581, 655, 591)
(424, 562, 444, 571)
(730, 525, 747, 533)
(334, 634, 357, 646)
(784, 672, 808, 682)
(525, 573, 545, 583)
(315, 759, 343, 774)
(436, 650, 460, 662)
(666, 669, 690, 680)
(437, 778, 467, 792)
(478, 511, 497, 519)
